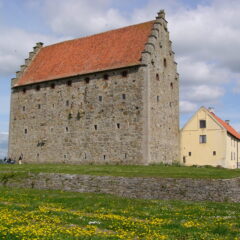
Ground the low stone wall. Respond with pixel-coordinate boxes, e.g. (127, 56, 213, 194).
(2, 173, 240, 202)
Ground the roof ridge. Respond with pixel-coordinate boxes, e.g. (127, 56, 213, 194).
(43, 20, 155, 49)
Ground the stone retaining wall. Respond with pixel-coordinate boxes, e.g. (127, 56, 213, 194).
(2, 173, 240, 202)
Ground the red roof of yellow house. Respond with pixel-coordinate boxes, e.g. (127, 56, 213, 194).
(15, 21, 155, 87)
(210, 112, 240, 140)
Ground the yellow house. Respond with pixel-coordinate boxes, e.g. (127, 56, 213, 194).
(181, 107, 240, 169)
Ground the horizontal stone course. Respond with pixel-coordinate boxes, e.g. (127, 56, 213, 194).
(3, 173, 240, 202)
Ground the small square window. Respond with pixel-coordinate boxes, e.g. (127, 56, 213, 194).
(157, 96, 160, 102)
(22, 88, 26, 94)
(188, 152, 191, 156)
(156, 74, 159, 80)
(122, 71, 128, 77)
(94, 125, 97, 130)
(38, 104, 41, 109)
(23, 106, 25, 111)
(67, 80, 72, 86)
(199, 135, 207, 143)
(117, 123, 120, 129)
(99, 96, 102, 102)
(199, 120, 206, 128)
(51, 83, 55, 89)
(24, 129, 28, 134)
(36, 85, 40, 91)
(122, 94, 126, 100)
(85, 77, 90, 84)
(103, 74, 109, 80)
(213, 151, 216, 156)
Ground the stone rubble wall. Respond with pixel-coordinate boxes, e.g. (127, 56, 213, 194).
(3, 173, 240, 202)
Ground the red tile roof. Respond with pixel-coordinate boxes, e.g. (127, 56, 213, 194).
(210, 112, 240, 139)
(15, 21, 155, 87)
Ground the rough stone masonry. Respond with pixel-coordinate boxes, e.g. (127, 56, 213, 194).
(8, 10, 180, 164)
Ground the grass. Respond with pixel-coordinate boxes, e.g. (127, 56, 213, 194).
(0, 163, 240, 179)
(0, 187, 239, 239)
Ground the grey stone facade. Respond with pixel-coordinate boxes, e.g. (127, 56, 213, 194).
(8, 11, 179, 164)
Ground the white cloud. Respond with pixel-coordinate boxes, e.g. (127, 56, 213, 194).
(180, 101, 197, 113)
(0, 95, 10, 116)
(0, 27, 64, 77)
(44, 0, 128, 36)
(0, 132, 8, 158)
(182, 85, 224, 102)
(177, 57, 230, 85)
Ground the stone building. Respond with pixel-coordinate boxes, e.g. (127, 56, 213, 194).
(8, 10, 180, 164)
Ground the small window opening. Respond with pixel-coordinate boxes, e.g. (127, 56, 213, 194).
(99, 96, 102, 102)
(66, 127, 69, 132)
(103, 155, 106, 160)
(188, 152, 191, 156)
(76, 112, 81, 120)
(36, 85, 40, 91)
(51, 128, 53, 132)
(51, 83, 55, 89)
(23, 106, 25, 111)
(68, 113, 72, 119)
(122, 71, 128, 77)
(213, 151, 216, 156)
(94, 125, 97, 130)
(24, 129, 28, 134)
(64, 155, 67, 159)
(22, 88, 26, 94)
(157, 96, 160, 102)
(38, 104, 41, 109)
(199, 120, 206, 128)
(156, 74, 159, 81)
(103, 74, 109, 80)
(117, 123, 120, 129)
(67, 80, 72, 86)
(37, 153, 39, 157)
(183, 156, 186, 163)
(52, 104, 55, 108)
(164, 58, 167, 67)
(199, 135, 207, 144)
(169, 102, 172, 107)
(125, 153, 127, 159)
(170, 82, 173, 89)
(151, 60, 155, 66)
(122, 94, 126, 100)
(85, 77, 90, 84)
(66, 100, 69, 106)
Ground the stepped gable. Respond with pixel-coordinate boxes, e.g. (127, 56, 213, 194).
(15, 21, 155, 87)
(210, 112, 240, 139)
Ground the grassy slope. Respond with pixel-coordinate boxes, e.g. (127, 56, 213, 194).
(0, 163, 240, 179)
(0, 187, 239, 240)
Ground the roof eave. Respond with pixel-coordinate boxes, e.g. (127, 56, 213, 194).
(13, 63, 145, 88)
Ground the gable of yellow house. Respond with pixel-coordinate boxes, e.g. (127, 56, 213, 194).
(181, 107, 240, 169)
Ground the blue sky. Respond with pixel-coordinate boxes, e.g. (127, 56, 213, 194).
(1, 0, 240, 157)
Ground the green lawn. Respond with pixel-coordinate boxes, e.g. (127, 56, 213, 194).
(0, 163, 240, 179)
(0, 187, 239, 240)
